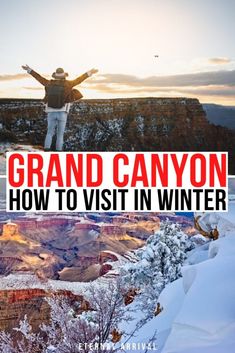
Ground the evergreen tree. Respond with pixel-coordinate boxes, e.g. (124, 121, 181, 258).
(122, 221, 190, 316)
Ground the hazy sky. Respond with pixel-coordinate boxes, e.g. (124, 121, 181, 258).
(0, 0, 235, 104)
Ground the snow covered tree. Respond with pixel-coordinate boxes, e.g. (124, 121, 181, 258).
(0, 315, 45, 353)
(40, 280, 131, 353)
(122, 221, 191, 316)
(0, 280, 131, 353)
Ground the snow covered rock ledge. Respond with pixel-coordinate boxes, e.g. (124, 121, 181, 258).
(160, 206, 235, 353)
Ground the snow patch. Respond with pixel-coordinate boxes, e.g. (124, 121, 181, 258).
(182, 266, 197, 294)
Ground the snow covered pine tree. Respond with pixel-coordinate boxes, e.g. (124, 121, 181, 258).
(122, 221, 192, 316)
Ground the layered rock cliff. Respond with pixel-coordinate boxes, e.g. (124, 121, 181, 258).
(0, 287, 86, 332)
(0, 97, 234, 174)
(0, 288, 49, 332)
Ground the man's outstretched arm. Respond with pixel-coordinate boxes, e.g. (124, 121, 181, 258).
(22, 64, 49, 86)
(69, 68, 98, 87)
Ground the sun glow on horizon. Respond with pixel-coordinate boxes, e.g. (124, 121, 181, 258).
(0, 0, 234, 105)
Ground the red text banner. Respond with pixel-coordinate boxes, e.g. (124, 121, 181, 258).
(6, 152, 228, 212)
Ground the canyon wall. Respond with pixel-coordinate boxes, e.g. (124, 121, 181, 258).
(0, 288, 49, 332)
(0, 98, 234, 173)
(0, 288, 85, 332)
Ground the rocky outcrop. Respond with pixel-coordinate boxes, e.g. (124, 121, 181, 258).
(111, 328, 122, 343)
(2, 223, 19, 237)
(0, 222, 30, 245)
(98, 250, 119, 264)
(100, 224, 126, 237)
(0, 257, 23, 275)
(74, 222, 100, 232)
(75, 255, 99, 268)
(112, 215, 136, 224)
(14, 217, 78, 233)
(0, 288, 49, 332)
(194, 215, 219, 240)
(99, 263, 113, 276)
(0, 98, 234, 173)
(124, 288, 138, 305)
(0, 288, 86, 332)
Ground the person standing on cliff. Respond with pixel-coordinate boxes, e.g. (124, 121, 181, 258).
(22, 65, 98, 151)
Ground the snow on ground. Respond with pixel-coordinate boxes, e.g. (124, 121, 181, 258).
(118, 202, 235, 352)
(218, 200, 235, 224)
(0, 143, 42, 174)
(161, 229, 235, 353)
(184, 241, 210, 265)
(0, 272, 110, 299)
(196, 201, 235, 238)
(118, 279, 186, 352)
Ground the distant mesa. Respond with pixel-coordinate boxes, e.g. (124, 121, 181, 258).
(2, 222, 19, 237)
(0, 222, 29, 245)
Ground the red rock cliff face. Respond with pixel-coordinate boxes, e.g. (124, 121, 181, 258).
(100, 224, 126, 237)
(99, 251, 119, 264)
(0, 98, 234, 173)
(74, 222, 100, 232)
(0, 288, 85, 332)
(0, 289, 49, 332)
(13, 217, 78, 234)
(2, 223, 19, 237)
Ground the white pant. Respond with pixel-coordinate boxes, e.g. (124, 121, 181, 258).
(44, 111, 68, 151)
